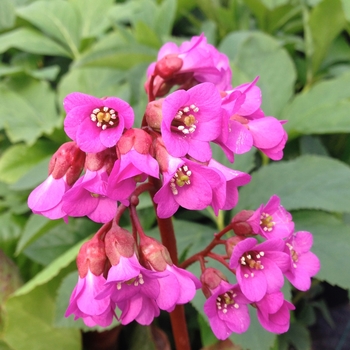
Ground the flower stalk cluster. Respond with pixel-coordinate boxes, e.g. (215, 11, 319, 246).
(27, 34, 320, 347)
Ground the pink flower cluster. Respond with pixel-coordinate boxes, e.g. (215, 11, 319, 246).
(66, 226, 200, 327)
(202, 195, 320, 340)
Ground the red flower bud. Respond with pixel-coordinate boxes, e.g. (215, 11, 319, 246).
(145, 99, 164, 130)
(225, 236, 246, 257)
(154, 54, 183, 79)
(85, 147, 117, 175)
(231, 210, 255, 236)
(200, 268, 228, 298)
(49, 141, 85, 185)
(117, 129, 153, 155)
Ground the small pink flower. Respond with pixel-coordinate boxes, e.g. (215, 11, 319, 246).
(229, 238, 290, 302)
(250, 195, 294, 239)
(63, 92, 134, 153)
(284, 231, 320, 291)
(203, 280, 250, 340)
(65, 269, 116, 327)
(255, 292, 295, 333)
(161, 82, 223, 161)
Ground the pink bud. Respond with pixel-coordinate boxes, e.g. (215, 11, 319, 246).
(49, 141, 85, 185)
(225, 236, 246, 257)
(145, 99, 164, 130)
(200, 268, 228, 298)
(117, 129, 153, 155)
(104, 225, 136, 266)
(231, 210, 255, 236)
(139, 235, 172, 272)
(85, 147, 117, 175)
(76, 236, 107, 278)
(154, 54, 183, 79)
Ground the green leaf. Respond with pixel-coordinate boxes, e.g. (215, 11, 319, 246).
(0, 0, 16, 31)
(341, 0, 350, 21)
(16, 0, 81, 59)
(154, 0, 176, 37)
(293, 210, 350, 290)
(2, 269, 81, 350)
(308, 0, 346, 74)
(219, 31, 296, 117)
(0, 141, 55, 184)
(0, 28, 72, 57)
(282, 72, 350, 138)
(260, 0, 290, 9)
(236, 155, 350, 213)
(70, 0, 114, 38)
(0, 77, 60, 145)
(279, 322, 311, 350)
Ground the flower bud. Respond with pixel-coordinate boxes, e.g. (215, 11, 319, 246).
(49, 141, 85, 185)
(200, 268, 228, 298)
(85, 147, 117, 175)
(145, 99, 164, 130)
(231, 210, 255, 236)
(225, 236, 246, 257)
(104, 225, 136, 266)
(76, 236, 107, 278)
(117, 128, 153, 156)
(139, 235, 172, 272)
(154, 54, 183, 79)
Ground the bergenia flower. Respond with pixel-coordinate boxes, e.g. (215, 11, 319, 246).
(161, 82, 223, 161)
(229, 238, 290, 302)
(255, 291, 295, 333)
(251, 194, 294, 239)
(63, 92, 134, 153)
(284, 231, 320, 291)
(203, 280, 250, 340)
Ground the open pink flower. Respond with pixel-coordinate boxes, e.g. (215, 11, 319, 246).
(204, 280, 250, 340)
(161, 82, 223, 161)
(229, 238, 291, 302)
(64, 92, 134, 153)
(255, 291, 295, 333)
(65, 269, 116, 327)
(284, 231, 320, 291)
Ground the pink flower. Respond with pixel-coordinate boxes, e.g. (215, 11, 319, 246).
(161, 82, 223, 161)
(229, 238, 290, 302)
(65, 269, 116, 327)
(63, 92, 134, 153)
(203, 280, 250, 340)
(255, 292, 295, 333)
(62, 169, 117, 223)
(250, 195, 294, 239)
(284, 231, 320, 291)
(146, 34, 232, 97)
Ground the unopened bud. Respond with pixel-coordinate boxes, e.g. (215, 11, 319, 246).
(154, 54, 183, 79)
(139, 236, 172, 271)
(225, 236, 246, 257)
(104, 225, 136, 266)
(145, 99, 164, 130)
(200, 268, 227, 298)
(117, 129, 153, 156)
(49, 141, 85, 185)
(231, 210, 255, 236)
(85, 148, 117, 175)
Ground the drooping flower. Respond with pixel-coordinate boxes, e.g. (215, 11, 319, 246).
(161, 82, 223, 161)
(63, 92, 134, 153)
(201, 268, 250, 340)
(145, 34, 232, 98)
(284, 231, 320, 291)
(255, 291, 295, 333)
(229, 238, 291, 302)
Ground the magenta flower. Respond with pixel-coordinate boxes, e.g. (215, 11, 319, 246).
(65, 269, 116, 327)
(28, 175, 70, 220)
(203, 280, 250, 340)
(153, 156, 225, 218)
(284, 231, 320, 291)
(229, 238, 291, 302)
(255, 292, 295, 333)
(250, 195, 294, 239)
(161, 82, 223, 161)
(63, 92, 134, 153)
(62, 169, 117, 223)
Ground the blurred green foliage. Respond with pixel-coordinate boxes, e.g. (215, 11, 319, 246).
(1, 0, 350, 349)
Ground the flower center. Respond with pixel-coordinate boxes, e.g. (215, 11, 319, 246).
(260, 212, 275, 232)
(90, 107, 119, 130)
(170, 165, 192, 195)
(286, 243, 298, 268)
(216, 290, 239, 314)
(240, 251, 265, 278)
(172, 104, 199, 134)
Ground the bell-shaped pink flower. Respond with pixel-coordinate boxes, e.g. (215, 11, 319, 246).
(161, 82, 223, 161)
(255, 292, 295, 333)
(63, 92, 134, 153)
(229, 238, 291, 302)
(284, 231, 320, 291)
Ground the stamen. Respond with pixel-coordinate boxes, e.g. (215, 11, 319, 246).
(90, 106, 119, 130)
